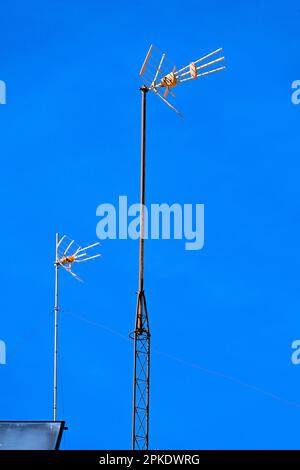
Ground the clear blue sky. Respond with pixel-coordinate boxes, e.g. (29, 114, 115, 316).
(0, 0, 299, 450)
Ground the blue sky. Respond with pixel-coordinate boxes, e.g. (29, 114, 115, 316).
(0, 0, 300, 449)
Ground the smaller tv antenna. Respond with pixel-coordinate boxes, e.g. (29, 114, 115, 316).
(140, 45, 225, 115)
(56, 235, 101, 282)
(53, 233, 101, 421)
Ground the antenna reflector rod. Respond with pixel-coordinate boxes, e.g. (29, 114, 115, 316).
(140, 45, 153, 77)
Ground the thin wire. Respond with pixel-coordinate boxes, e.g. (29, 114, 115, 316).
(62, 309, 300, 411)
(61, 309, 129, 343)
(152, 349, 300, 410)
(8, 308, 300, 413)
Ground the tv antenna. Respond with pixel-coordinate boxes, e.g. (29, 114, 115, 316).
(53, 233, 101, 421)
(130, 44, 225, 450)
(139, 45, 225, 115)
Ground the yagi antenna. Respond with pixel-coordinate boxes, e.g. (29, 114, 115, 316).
(53, 233, 101, 422)
(140, 45, 225, 116)
(56, 234, 101, 282)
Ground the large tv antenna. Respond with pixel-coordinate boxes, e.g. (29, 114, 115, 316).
(53, 233, 101, 421)
(140, 44, 225, 115)
(131, 44, 225, 450)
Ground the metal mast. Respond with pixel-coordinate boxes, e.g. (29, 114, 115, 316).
(53, 233, 59, 421)
(131, 86, 150, 450)
(131, 44, 225, 450)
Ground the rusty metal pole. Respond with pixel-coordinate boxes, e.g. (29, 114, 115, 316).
(131, 86, 151, 450)
(137, 86, 147, 329)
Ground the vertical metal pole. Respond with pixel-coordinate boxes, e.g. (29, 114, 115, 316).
(138, 86, 147, 327)
(132, 86, 150, 450)
(53, 232, 59, 421)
